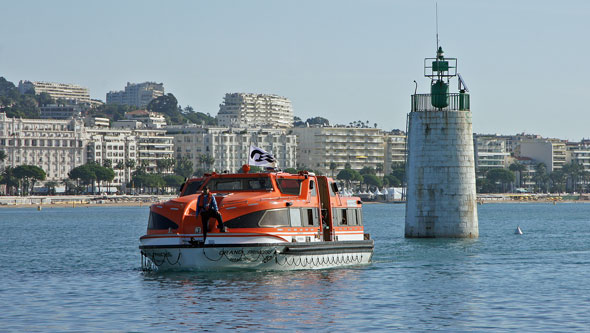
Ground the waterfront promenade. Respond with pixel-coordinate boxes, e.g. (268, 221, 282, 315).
(0, 194, 175, 207)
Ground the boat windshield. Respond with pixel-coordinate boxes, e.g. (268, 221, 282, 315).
(276, 177, 303, 195)
(205, 176, 274, 192)
(181, 180, 204, 196)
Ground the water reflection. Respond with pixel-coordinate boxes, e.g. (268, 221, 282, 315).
(140, 268, 366, 330)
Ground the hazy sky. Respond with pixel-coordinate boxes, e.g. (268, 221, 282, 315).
(1, 1, 589, 140)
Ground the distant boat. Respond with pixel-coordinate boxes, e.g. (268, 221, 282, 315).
(515, 226, 523, 235)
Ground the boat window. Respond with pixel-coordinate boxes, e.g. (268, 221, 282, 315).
(276, 178, 302, 195)
(206, 177, 273, 191)
(310, 180, 317, 197)
(181, 180, 204, 196)
(224, 210, 265, 228)
(148, 212, 179, 230)
(332, 208, 350, 226)
(300, 208, 319, 226)
(356, 208, 363, 226)
(289, 208, 302, 227)
(347, 208, 357, 225)
(259, 209, 290, 227)
(328, 182, 336, 197)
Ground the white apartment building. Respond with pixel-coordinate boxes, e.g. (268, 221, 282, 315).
(85, 128, 137, 187)
(383, 130, 406, 174)
(517, 138, 567, 172)
(567, 140, 590, 172)
(0, 113, 86, 181)
(106, 82, 164, 107)
(167, 125, 297, 173)
(40, 104, 83, 120)
(217, 93, 294, 129)
(134, 129, 174, 173)
(18, 80, 91, 104)
(292, 126, 385, 176)
(473, 134, 511, 172)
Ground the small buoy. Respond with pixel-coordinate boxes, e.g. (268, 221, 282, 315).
(515, 226, 523, 235)
(37, 205, 42, 211)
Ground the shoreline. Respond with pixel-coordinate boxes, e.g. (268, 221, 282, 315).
(0, 195, 175, 209)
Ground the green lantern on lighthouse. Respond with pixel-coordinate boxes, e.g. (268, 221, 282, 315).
(425, 46, 457, 109)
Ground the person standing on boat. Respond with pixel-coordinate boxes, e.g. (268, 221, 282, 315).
(197, 187, 226, 241)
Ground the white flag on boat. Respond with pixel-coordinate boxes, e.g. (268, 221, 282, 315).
(248, 145, 277, 167)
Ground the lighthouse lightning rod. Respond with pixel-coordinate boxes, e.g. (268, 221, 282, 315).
(435, 2, 439, 50)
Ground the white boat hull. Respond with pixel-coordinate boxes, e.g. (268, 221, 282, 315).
(140, 241, 374, 271)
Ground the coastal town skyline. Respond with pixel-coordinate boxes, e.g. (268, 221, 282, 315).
(2, 1, 590, 141)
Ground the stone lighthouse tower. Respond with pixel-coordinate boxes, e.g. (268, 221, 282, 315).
(404, 46, 478, 238)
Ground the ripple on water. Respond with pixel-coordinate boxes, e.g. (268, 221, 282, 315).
(2, 203, 590, 330)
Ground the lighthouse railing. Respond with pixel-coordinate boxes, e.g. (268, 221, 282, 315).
(411, 93, 470, 112)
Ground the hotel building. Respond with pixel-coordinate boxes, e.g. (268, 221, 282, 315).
(292, 126, 385, 176)
(167, 125, 297, 173)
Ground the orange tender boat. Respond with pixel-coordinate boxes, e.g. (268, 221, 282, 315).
(139, 169, 374, 271)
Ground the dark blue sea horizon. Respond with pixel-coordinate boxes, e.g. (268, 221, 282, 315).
(1, 203, 589, 331)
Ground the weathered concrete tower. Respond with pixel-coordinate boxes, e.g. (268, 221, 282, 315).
(404, 46, 478, 238)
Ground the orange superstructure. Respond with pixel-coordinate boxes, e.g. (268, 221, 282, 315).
(139, 170, 373, 271)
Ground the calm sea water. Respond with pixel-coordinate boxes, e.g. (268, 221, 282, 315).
(1, 203, 590, 331)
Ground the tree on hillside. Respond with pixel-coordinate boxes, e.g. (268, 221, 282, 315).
(305, 117, 330, 126)
(89, 103, 138, 121)
(184, 110, 217, 126)
(147, 93, 184, 124)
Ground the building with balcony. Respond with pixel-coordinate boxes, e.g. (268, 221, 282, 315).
(292, 126, 384, 176)
(40, 104, 83, 120)
(383, 130, 406, 174)
(85, 128, 137, 187)
(0, 113, 86, 181)
(517, 138, 567, 172)
(167, 125, 297, 173)
(106, 82, 164, 107)
(473, 134, 511, 173)
(217, 93, 293, 129)
(18, 80, 91, 104)
(567, 140, 590, 172)
(134, 129, 174, 173)
(122, 109, 167, 128)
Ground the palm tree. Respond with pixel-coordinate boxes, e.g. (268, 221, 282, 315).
(533, 163, 549, 193)
(199, 154, 215, 171)
(329, 162, 337, 177)
(509, 162, 527, 188)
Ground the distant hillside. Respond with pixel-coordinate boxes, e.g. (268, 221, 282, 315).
(145, 93, 216, 126)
